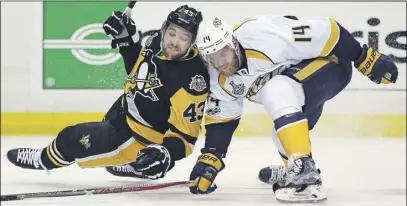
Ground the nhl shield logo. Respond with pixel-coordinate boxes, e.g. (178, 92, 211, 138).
(189, 75, 207, 92)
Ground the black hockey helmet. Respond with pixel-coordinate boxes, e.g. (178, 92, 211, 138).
(162, 5, 203, 38)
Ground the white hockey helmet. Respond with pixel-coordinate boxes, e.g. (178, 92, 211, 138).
(196, 17, 241, 76)
(196, 17, 234, 55)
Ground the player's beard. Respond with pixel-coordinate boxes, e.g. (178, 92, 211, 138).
(162, 45, 186, 60)
(218, 54, 240, 76)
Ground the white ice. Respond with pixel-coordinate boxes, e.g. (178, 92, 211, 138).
(1, 136, 406, 206)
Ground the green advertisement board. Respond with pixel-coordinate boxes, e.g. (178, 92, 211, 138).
(43, 2, 128, 89)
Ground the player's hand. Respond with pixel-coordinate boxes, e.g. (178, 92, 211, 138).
(103, 11, 139, 48)
(129, 144, 173, 180)
(189, 152, 225, 194)
(354, 44, 398, 84)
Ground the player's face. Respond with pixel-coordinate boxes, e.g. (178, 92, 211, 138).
(205, 45, 239, 76)
(162, 23, 193, 60)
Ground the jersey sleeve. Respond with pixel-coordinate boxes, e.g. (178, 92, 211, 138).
(118, 31, 161, 75)
(118, 35, 143, 75)
(203, 92, 243, 157)
(162, 72, 210, 161)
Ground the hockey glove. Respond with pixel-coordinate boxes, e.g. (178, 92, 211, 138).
(129, 144, 174, 180)
(354, 44, 398, 84)
(103, 11, 139, 48)
(189, 152, 225, 194)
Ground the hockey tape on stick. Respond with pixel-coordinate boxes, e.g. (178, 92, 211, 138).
(124, 1, 137, 18)
(1, 180, 197, 202)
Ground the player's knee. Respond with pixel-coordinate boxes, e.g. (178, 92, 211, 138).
(54, 125, 81, 160)
(57, 125, 76, 143)
(338, 60, 353, 88)
(328, 59, 353, 90)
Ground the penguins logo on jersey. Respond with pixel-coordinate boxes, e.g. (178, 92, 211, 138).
(189, 75, 207, 92)
(126, 49, 163, 101)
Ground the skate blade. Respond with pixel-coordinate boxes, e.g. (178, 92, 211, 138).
(275, 184, 327, 204)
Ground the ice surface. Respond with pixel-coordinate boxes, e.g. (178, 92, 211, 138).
(1, 136, 406, 206)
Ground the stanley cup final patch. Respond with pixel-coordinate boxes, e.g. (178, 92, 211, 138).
(189, 75, 207, 92)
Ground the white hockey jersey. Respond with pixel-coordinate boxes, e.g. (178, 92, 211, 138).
(205, 14, 340, 125)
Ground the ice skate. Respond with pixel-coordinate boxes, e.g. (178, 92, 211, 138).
(7, 148, 47, 170)
(105, 164, 146, 179)
(258, 165, 287, 185)
(274, 154, 327, 203)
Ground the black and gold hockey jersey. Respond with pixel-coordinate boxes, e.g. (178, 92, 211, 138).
(112, 31, 209, 161)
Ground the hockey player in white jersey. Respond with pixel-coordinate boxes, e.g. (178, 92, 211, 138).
(187, 15, 398, 203)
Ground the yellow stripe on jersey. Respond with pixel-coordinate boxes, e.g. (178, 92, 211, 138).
(126, 116, 164, 144)
(156, 47, 199, 61)
(327, 54, 339, 64)
(244, 49, 273, 63)
(164, 131, 193, 156)
(128, 48, 145, 79)
(318, 18, 340, 57)
(52, 139, 63, 158)
(46, 145, 65, 167)
(168, 88, 208, 138)
(277, 119, 311, 158)
(125, 47, 146, 95)
(205, 115, 240, 125)
(76, 138, 145, 168)
(233, 18, 257, 31)
(293, 58, 330, 81)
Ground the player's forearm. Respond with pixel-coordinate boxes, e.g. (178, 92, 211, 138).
(162, 125, 198, 161)
(330, 22, 363, 62)
(161, 136, 187, 162)
(119, 41, 142, 75)
(204, 118, 240, 157)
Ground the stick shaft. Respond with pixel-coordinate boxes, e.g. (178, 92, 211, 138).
(124, 1, 137, 17)
(1, 180, 195, 202)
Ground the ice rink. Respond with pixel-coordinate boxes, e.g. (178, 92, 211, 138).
(1, 136, 406, 206)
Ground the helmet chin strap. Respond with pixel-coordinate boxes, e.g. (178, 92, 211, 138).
(233, 36, 243, 68)
(180, 44, 194, 60)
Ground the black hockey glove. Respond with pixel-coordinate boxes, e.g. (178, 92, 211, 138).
(103, 11, 139, 48)
(189, 149, 225, 194)
(354, 44, 398, 84)
(130, 144, 174, 180)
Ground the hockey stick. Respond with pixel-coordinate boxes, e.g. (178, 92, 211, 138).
(1, 180, 196, 202)
(124, 1, 137, 17)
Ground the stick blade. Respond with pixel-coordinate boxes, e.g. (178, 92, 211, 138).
(1, 194, 21, 202)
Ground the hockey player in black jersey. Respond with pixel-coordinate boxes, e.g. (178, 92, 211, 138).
(6, 5, 209, 181)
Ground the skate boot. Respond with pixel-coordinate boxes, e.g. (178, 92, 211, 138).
(106, 164, 146, 179)
(7, 148, 47, 171)
(274, 154, 327, 203)
(258, 165, 287, 185)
